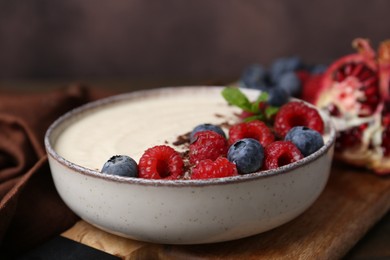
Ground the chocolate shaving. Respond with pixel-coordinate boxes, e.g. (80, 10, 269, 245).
(220, 121, 234, 129)
(173, 132, 190, 146)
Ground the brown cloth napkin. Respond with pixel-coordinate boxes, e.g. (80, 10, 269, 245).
(0, 84, 116, 256)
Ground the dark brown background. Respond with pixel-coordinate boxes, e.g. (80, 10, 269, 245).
(0, 0, 390, 82)
(0, 1, 389, 258)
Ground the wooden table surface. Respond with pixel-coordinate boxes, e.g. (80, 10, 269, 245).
(2, 79, 390, 259)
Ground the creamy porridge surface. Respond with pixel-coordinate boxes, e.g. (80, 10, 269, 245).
(55, 88, 331, 172)
(55, 89, 244, 171)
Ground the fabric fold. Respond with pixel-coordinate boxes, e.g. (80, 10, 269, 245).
(0, 83, 115, 255)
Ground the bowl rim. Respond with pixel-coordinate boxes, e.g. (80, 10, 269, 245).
(44, 86, 336, 187)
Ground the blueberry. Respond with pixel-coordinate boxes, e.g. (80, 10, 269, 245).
(310, 64, 327, 74)
(240, 64, 269, 89)
(190, 124, 226, 142)
(227, 138, 264, 174)
(285, 126, 324, 157)
(267, 87, 290, 107)
(101, 155, 138, 177)
(270, 56, 303, 83)
(277, 71, 302, 97)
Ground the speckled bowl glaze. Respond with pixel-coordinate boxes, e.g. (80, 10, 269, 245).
(45, 86, 336, 244)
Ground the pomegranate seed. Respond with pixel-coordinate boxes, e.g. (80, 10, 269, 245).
(363, 85, 378, 96)
(359, 123, 368, 131)
(327, 103, 342, 116)
(335, 126, 364, 152)
(382, 129, 390, 156)
(351, 63, 364, 77)
(382, 101, 390, 114)
(363, 77, 378, 87)
(382, 114, 390, 126)
(335, 70, 346, 82)
(366, 95, 379, 104)
(344, 63, 353, 75)
(359, 69, 375, 81)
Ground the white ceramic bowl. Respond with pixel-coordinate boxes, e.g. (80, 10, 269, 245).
(45, 86, 336, 244)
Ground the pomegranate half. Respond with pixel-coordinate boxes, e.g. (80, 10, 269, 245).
(306, 38, 390, 175)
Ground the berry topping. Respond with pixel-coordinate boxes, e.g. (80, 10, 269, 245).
(138, 145, 184, 180)
(191, 157, 238, 180)
(227, 138, 264, 174)
(228, 120, 275, 147)
(240, 64, 269, 89)
(101, 155, 138, 177)
(285, 126, 324, 157)
(267, 87, 290, 107)
(189, 130, 228, 165)
(274, 101, 324, 138)
(301, 73, 324, 104)
(277, 71, 302, 97)
(309, 64, 327, 74)
(270, 56, 303, 84)
(263, 141, 304, 170)
(190, 123, 226, 143)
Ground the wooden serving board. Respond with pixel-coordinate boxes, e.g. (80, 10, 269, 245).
(62, 163, 390, 259)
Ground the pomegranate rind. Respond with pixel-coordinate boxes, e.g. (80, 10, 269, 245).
(378, 40, 390, 99)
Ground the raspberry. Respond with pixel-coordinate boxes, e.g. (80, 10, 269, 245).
(138, 145, 184, 180)
(263, 141, 303, 170)
(191, 157, 238, 180)
(295, 70, 311, 87)
(189, 130, 228, 165)
(301, 74, 324, 104)
(274, 101, 324, 138)
(228, 120, 274, 147)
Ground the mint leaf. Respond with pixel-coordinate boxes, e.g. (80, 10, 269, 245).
(256, 92, 269, 103)
(221, 87, 277, 123)
(221, 87, 252, 112)
(250, 92, 269, 113)
(243, 114, 266, 122)
(250, 101, 260, 114)
(265, 105, 279, 119)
